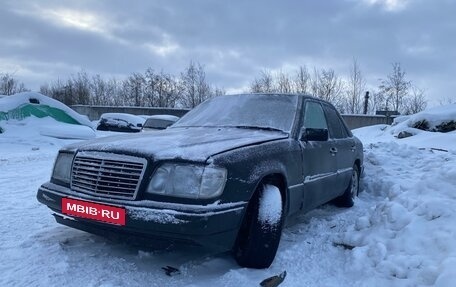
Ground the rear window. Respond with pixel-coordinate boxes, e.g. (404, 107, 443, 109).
(323, 105, 349, 139)
(144, 118, 175, 129)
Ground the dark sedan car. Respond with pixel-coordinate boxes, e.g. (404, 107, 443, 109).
(37, 93, 363, 268)
(96, 113, 145, 133)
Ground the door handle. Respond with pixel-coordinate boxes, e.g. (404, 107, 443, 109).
(351, 145, 356, 152)
(330, 147, 338, 155)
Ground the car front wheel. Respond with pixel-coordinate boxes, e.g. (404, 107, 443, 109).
(234, 183, 283, 269)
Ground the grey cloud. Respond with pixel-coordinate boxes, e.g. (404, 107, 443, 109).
(1, 0, 455, 103)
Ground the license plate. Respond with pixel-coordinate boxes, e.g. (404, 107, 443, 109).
(62, 198, 126, 226)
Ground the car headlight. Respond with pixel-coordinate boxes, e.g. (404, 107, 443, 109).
(51, 152, 74, 183)
(147, 163, 227, 199)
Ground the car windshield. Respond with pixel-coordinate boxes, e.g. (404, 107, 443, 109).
(173, 94, 298, 133)
(144, 118, 175, 129)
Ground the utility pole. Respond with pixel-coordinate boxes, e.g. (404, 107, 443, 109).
(363, 91, 369, 114)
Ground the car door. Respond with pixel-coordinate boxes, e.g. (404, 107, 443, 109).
(300, 101, 339, 212)
(322, 103, 355, 196)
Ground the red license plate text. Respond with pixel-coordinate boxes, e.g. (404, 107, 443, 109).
(62, 198, 126, 226)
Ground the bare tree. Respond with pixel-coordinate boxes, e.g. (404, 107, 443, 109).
(180, 61, 212, 108)
(346, 58, 366, 114)
(249, 78, 263, 93)
(403, 86, 427, 115)
(0, 73, 29, 95)
(40, 72, 91, 106)
(90, 74, 107, 105)
(105, 78, 124, 106)
(143, 68, 158, 107)
(293, 66, 310, 94)
(249, 70, 274, 93)
(40, 78, 77, 106)
(1, 73, 16, 95)
(311, 68, 344, 109)
(276, 70, 292, 93)
(72, 71, 91, 105)
(123, 73, 145, 106)
(160, 73, 179, 108)
(39, 83, 51, 97)
(143, 68, 180, 107)
(378, 62, 411, 112)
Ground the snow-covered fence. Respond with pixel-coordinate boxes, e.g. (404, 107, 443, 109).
(72, 105, 392, 129)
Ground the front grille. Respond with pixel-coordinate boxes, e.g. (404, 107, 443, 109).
(71, 152, 147, 200)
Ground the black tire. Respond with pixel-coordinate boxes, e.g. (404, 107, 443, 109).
(234, 184, 283, 269)
(334, 164, 360, 208)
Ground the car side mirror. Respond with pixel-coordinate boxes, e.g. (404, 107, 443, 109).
(300, 128, 328, 142)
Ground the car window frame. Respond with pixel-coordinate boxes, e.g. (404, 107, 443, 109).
(301, 100, 329, 131)
(322, 103, 352, 139)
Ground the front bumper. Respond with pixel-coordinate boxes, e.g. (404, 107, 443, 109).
(37, 182, 247, 251)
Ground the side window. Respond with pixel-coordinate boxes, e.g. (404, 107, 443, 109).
(303, 101, 328, 130)
(323, 105, 348, 139)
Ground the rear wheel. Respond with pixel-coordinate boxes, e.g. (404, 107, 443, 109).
(234, 183, 283, 269)
(334, 164, 359, 208)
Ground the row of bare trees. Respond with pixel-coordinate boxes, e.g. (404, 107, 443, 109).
(39, 62, 224, 108)
(249, 60, 427, 115)
(2, 60, 428, 114)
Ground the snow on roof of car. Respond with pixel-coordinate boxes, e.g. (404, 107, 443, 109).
(0, 92, 92, 127)
(146, 114, 180, 122)
(100, 113, 146, 126)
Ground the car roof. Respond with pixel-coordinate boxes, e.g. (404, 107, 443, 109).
(229, 93, 333, 107)
(145, 114, 180, 122)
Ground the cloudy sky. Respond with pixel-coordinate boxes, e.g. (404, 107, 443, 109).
(1, 0, 455, 105)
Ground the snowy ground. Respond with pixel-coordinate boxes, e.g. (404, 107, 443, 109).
(1, 114, 455, 286)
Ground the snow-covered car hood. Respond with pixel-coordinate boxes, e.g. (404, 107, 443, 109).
(64, 127, 288, 162)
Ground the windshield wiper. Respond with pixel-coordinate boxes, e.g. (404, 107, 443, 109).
(232, 125, 286, 133)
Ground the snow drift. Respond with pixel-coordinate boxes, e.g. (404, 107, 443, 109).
(0, 92, 95, 139)
(391, 103, 456, 135)
(355, 104, 456, 152)
(0, 92, 92, 126)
